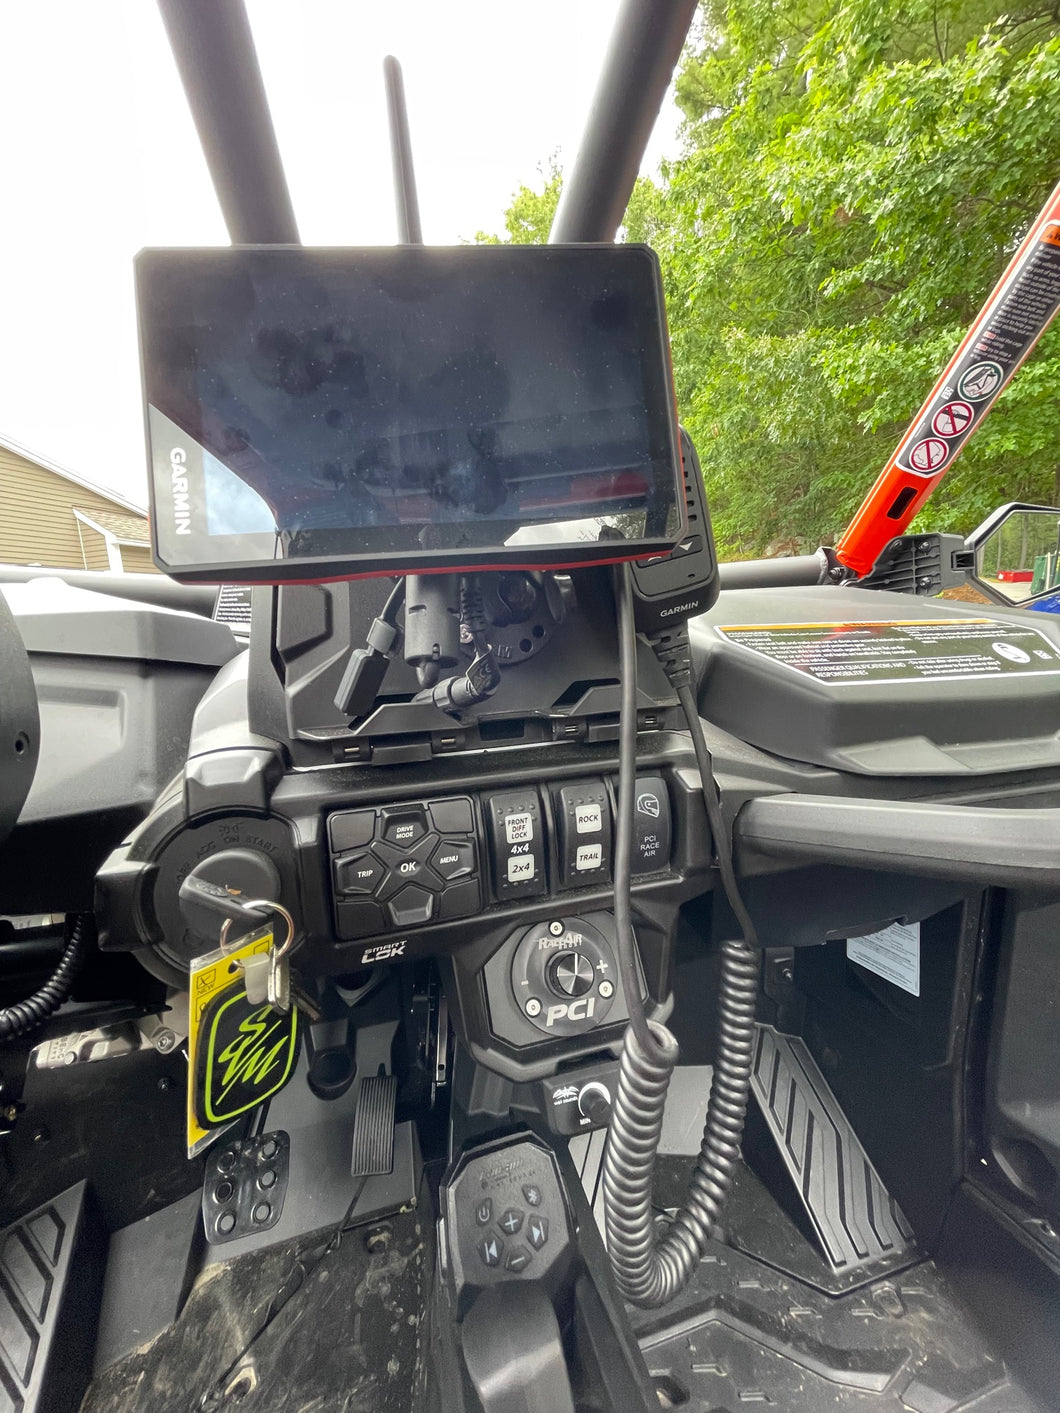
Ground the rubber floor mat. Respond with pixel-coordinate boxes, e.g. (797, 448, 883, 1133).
(80, 1194, 433, 1413)
(631, 1222, 1045, 1412)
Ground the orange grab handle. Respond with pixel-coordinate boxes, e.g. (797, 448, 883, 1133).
(835, 178, 1060, 578)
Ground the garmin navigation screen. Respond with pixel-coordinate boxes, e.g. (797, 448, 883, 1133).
(135, 245, 684, 583)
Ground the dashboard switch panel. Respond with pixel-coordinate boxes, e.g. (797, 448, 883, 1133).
(553, 778, 612, 888)
(485, 789, 547, 899)
(330, 795, 481, 940)
(325, 774, 674, 952)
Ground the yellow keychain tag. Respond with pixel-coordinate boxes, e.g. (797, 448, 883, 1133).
(186, 929, 300, 1158)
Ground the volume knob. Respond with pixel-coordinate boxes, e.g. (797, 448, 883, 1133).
(577, 1081, 613, 1124)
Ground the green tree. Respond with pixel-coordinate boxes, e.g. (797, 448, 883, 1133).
(473, 160, 660, 246)
(669, 0, 1060, 554)
(475, 156, 562, 244)
(486, 1, 1060, 559)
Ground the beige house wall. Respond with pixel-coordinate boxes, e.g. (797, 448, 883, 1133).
(0, 446, 156, 572)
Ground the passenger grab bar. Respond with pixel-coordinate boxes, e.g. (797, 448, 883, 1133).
(736, 793, 1060, 887)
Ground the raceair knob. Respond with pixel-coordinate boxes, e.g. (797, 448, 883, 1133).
(548, 950, 595, 998)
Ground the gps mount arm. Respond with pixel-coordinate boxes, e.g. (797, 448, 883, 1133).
(412, 576, 502, 714)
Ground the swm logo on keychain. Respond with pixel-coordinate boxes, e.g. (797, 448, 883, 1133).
(186, 900, 300, 1156)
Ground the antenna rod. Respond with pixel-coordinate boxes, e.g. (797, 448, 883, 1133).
(157, 0, 300, 245)
(383, 56, 423, 244)
(550, 0, 696, 244)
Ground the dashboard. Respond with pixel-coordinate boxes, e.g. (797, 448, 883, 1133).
(96, 742, 712, 1084)
(13, 568, 1060, 1111)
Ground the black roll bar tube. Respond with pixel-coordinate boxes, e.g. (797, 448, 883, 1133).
(156, 0, 300, 245)
(549, 0, 698, 244)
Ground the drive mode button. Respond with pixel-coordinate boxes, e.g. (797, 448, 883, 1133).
(381, 807, 428, 848)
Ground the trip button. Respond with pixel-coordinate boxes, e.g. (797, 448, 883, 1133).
(387, 886, 434, 928)
(430, 840, 475, 881)
(334, 853, 385, 896)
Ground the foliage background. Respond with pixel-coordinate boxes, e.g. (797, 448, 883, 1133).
(477, 1, 1060, 559)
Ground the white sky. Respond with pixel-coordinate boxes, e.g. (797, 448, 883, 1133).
(0, 1, 683, 507)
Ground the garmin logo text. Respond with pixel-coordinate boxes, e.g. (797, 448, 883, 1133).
(659, 598, 701, 619)
(170, 448, 191, 535)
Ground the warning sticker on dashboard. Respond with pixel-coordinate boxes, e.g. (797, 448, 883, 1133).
(715, 619, 1060, 684)
(847, 921, 920, 996)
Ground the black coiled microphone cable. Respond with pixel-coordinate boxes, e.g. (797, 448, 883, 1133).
(0, 914, 91, 1042)
(602, 566, 760, 1308)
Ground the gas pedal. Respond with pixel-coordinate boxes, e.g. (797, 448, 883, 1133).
(351, 1072, 397, 1178)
